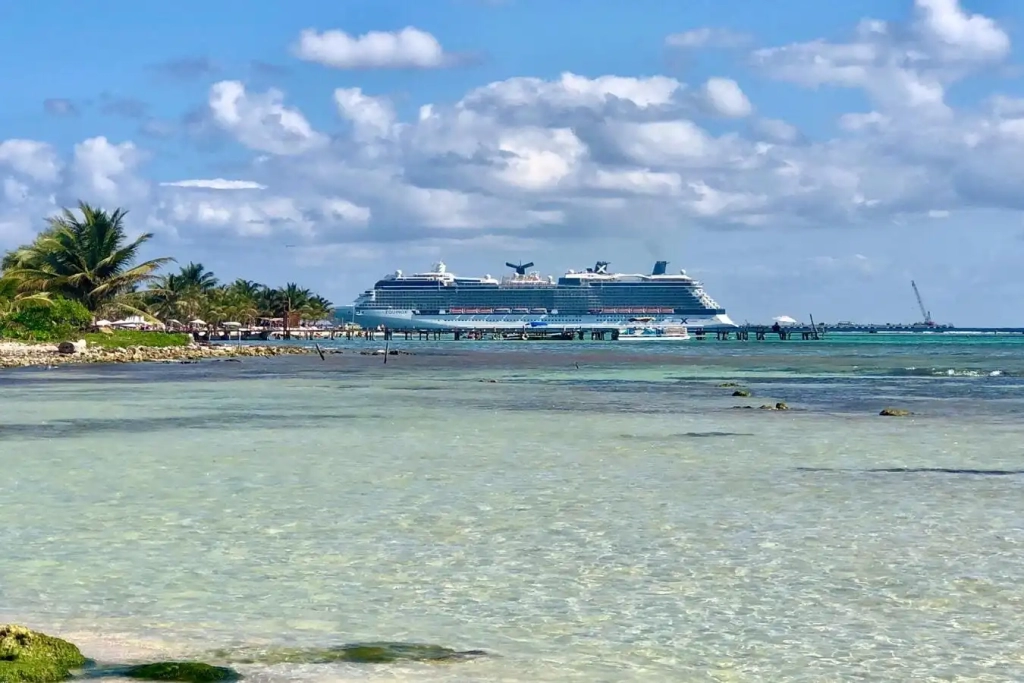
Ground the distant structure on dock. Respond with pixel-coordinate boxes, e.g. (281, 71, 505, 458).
(351, 259, 736, 331)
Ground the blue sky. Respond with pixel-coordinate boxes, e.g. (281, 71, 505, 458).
(2, 0, 1023, 325)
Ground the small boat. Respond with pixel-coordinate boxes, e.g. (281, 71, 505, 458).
(618, 324, 690, 341)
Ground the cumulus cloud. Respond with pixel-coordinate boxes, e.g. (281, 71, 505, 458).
(701, 78, 752, 117)
(294, 27, 452, 69)
(0, 140, 62, 183)
(71, 137, 148, 205)
(1, 0, 1021, 257)
(913, 0, 1009, 62)
(208, 80, 326, 155)
(752, 0, 1009, 117)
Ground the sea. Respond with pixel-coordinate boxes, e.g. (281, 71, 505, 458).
(2, 334, 1024, 682)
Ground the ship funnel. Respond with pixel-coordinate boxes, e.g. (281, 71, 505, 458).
(505, 260, 534, 276)
(652, 260, 668, 276)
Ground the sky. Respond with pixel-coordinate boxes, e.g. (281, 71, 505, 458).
(1, 0, 1023, 325)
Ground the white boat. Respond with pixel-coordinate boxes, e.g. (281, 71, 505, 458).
(617, 322, 690, 341)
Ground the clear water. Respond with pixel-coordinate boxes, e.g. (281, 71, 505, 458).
(2, 336, 1024, 681)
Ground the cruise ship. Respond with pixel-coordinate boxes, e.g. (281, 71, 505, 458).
(352, 260, 736, 331)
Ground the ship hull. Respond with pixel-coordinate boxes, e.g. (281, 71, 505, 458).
(354, 309, 737, 331)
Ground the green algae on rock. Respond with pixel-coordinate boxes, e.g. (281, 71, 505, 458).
(0, 625, 87, 683)
(879, 407, 912, 417)
(216, 642, 488, 665)
(731, 389, 751, 397)
(123, 662, 241, 683)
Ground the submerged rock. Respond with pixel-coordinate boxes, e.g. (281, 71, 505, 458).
(759, 402, 790, 411)
(0, 625, 87, 683)
(217, 642, 487, 665)
(731, 389, 751, 397)
(123, 663, 241, 683)
(717, 382, 741, 388)
(879, 407, 911, 417)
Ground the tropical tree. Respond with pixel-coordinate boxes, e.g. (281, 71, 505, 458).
(0, 276, 51, 315)
(176, 262, 218, 292)
(306, 295, 334, 323)
(144, 263, 218, 322)
(256, 283, 314, 337)
(2, 202, 172, 317)
(226, 279, 264, 299)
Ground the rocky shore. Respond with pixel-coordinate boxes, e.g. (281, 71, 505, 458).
(0, 624, 487, 682)
(0, 341, 311, 370)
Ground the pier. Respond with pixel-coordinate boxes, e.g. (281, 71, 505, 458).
(195, 322, 1024, 345)
(197, 323, 833, 343)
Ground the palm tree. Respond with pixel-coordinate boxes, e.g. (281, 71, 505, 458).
(2, 202, 173, 317)
(177, 262, 218, 292)
(0, 277, 51, 315)
(306, 295, 334, 324)
(227, 279, 264, 299)
(259, 283, 313, 338)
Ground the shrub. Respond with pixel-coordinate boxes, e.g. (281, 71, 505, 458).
(82, 330, 191, 349)
(0, 298, 93, 342)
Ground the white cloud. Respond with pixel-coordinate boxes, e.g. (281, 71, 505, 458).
(208, 80, 325, 155)
(702, 78, 752, 117)
(461, 72, 682, 110)
(665, 28, 749, 49)
(160, 179, 266, 190)
(294, 27, 449, 69)
(0, 140, 62, 183)
(913, 0, 1009, 62)
(753, 118, 799, 143)
(71, 137, 147, 205)
(752, 0, 1007, 118)
(322, 198, 372, 224)
(2, 0, 1022, 265)
(334, 88, 397, 141)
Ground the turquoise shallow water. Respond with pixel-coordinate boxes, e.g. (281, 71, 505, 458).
(2, 336, 1024, 681)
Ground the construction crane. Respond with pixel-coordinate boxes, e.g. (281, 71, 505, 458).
(911, 280, 934, 326)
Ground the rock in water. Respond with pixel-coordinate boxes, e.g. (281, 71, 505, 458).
(216, 642, 488, 665)
(0, 625, 87, 683)
(123, 663, 241, 683)
(879, 408, 911, 417)
(731, 389, 751, 397)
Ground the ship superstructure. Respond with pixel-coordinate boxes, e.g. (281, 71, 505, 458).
(353, 260, 735, 330)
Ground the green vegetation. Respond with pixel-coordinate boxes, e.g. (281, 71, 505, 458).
(0, 298, 92, 342)
(122, 663, 241, 683)
(0, 201, 334, 344)
(83, 330, 191, 349)
(0, 625, 88, 683)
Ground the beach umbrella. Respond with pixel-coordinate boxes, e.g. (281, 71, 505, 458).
(222, 321, 242, 327)
(189, 319, 207, 326)
(773, 315, 798, 324)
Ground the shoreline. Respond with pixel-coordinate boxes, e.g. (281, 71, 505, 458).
(0, 340, 311, 369)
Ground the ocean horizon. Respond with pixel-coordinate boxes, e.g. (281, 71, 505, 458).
(3, 335, 1023, 681)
